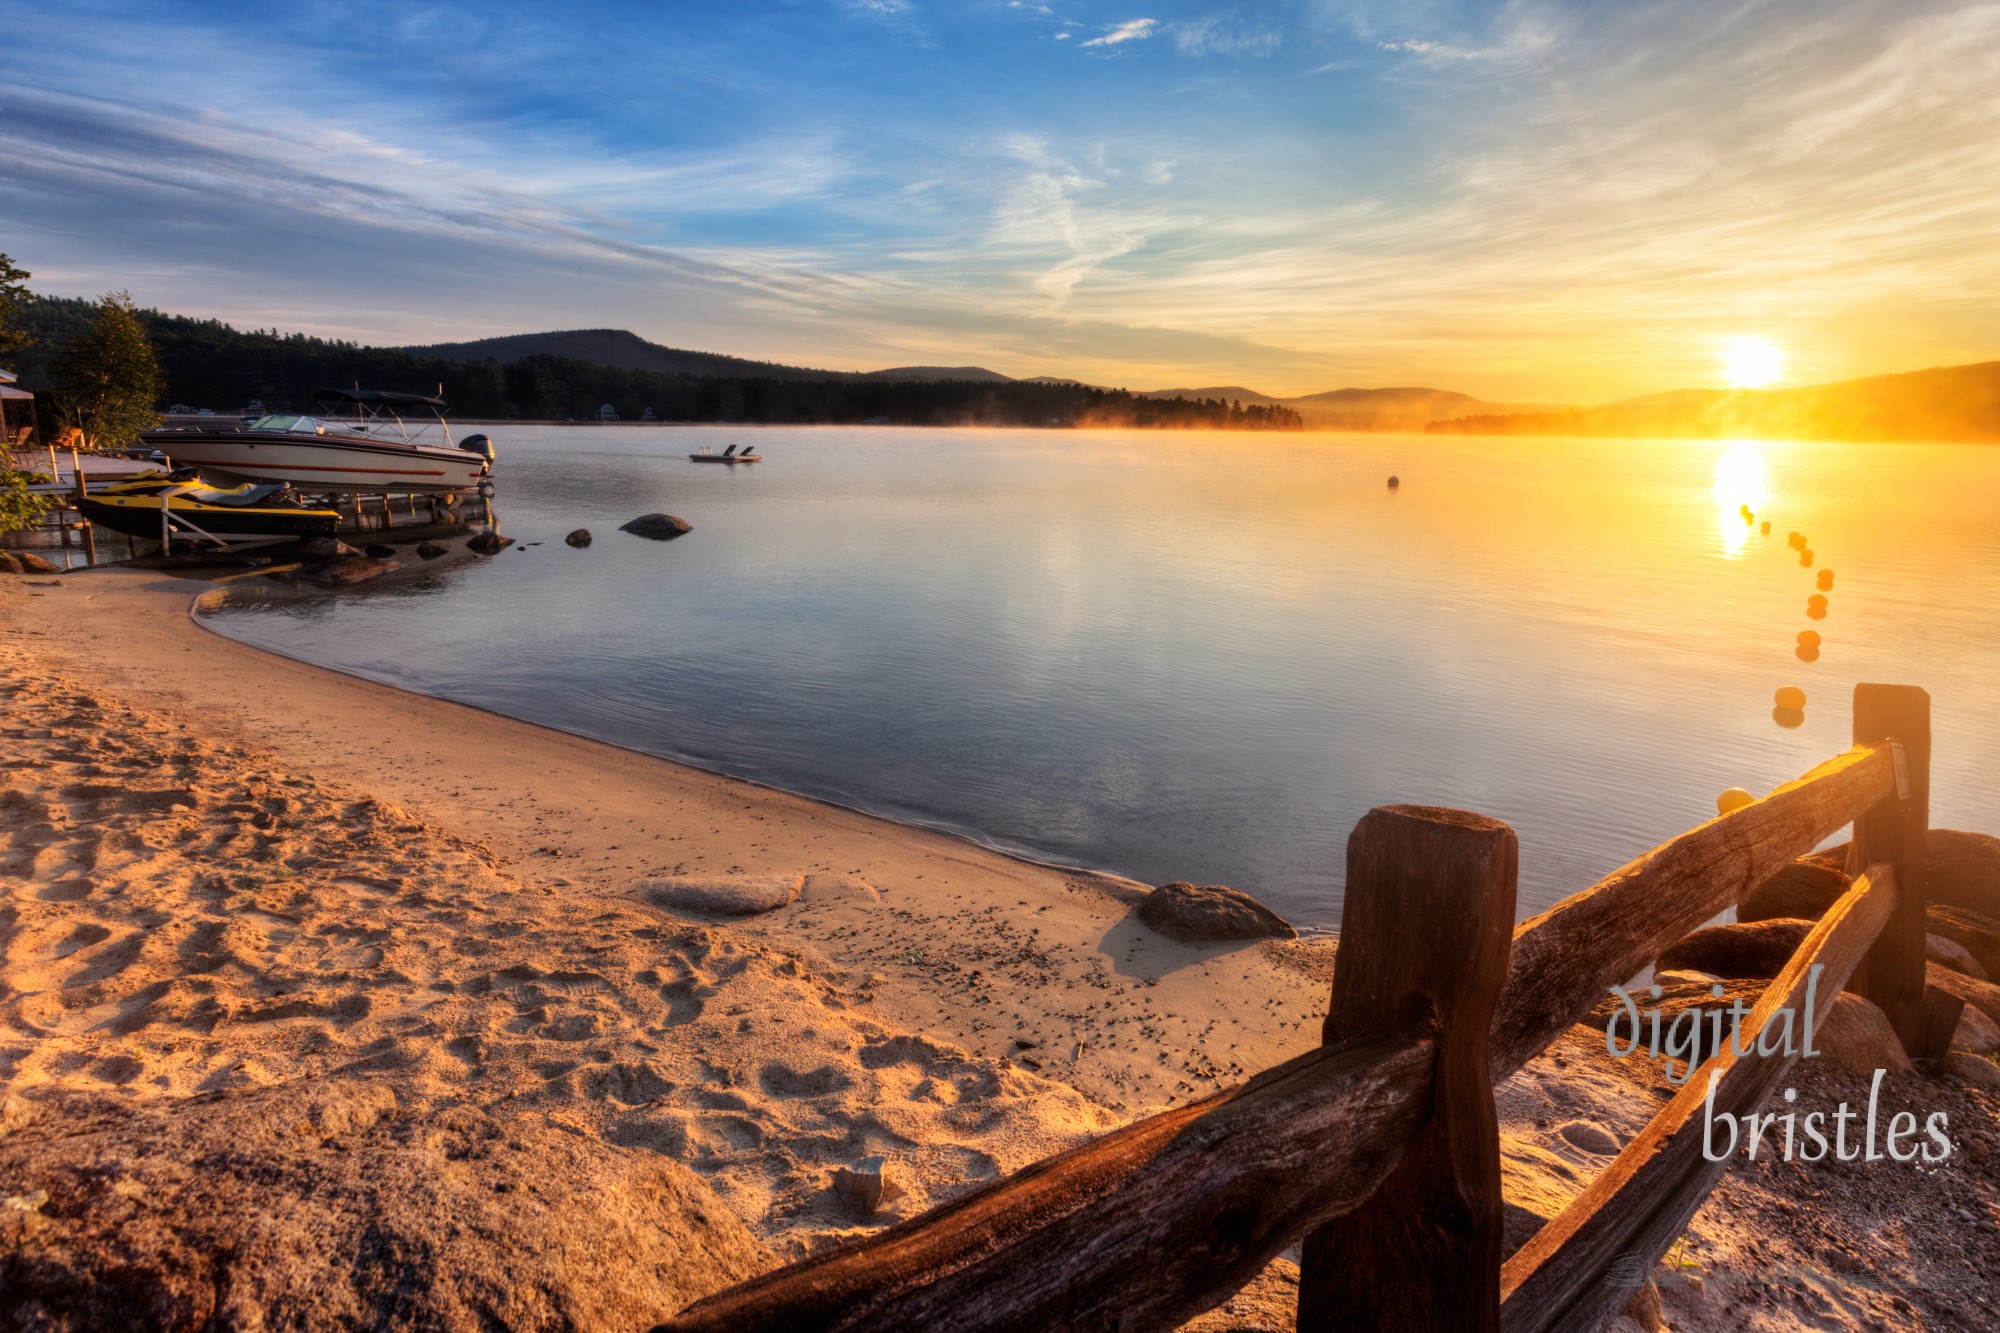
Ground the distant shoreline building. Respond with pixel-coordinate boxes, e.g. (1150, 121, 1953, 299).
(598, 403, 618, 422)
(0, 369, 35, 449)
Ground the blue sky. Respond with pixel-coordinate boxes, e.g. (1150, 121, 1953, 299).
(3, 1, 1996, 398)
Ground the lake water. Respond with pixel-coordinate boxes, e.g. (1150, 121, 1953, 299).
(202, 426, 2000, 928)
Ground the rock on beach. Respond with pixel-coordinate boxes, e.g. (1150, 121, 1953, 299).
(1656, 919, 1810, 979)
(641, 873, 806, 915)
(1135, 881, 1296, 943)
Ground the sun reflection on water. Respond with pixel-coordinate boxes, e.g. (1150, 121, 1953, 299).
(1711, 441, 1772, 557)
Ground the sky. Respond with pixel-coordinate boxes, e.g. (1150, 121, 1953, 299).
(2, 0, 1996, 401)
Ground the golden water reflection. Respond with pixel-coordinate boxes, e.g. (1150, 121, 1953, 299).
(1711, 440, 1772, 557)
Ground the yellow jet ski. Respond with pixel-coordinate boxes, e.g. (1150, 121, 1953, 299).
(76, 470, 342, 542)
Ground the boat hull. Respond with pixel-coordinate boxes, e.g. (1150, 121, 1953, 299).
(78, 493, 341, 541)
(144, 430, 490, 493)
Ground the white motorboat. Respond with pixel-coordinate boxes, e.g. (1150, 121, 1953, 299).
(142, 388, 494, 494)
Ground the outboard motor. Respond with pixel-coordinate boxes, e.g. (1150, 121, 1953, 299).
(458, 433, 495, 460)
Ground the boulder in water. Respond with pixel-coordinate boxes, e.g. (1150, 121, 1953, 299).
(415, 542, 448, 560)
(1136, 881, 1296, 943)
(466, 531, 513, 554)
(8, 551, 59, 574)
(363, 542, 397, 559)
(565, 529, 593, 547)
(620, 513, 693, 540)
(293, 537, 357, 559)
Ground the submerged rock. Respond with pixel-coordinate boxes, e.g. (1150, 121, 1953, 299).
(363, 542, 397, 559)
(415, 542, 448, 560)
(298, 554, 403, 587)
(620, 513, 693, 540)
(1136, 881, 1296, 943)
(565, 528, 593, 547)
(466, 531, 514, 554)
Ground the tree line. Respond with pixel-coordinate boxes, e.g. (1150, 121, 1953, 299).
(6, 289, 1301, 434)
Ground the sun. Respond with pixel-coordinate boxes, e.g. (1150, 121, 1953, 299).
(1722, 337, 1785, 389)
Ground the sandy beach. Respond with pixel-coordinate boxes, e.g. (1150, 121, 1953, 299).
(4, 563, 1997, 1330)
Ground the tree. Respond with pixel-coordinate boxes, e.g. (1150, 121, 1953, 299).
(0, 467, 54, 537)
(52, 291, 163, 450)
(0, 253, 30, 361)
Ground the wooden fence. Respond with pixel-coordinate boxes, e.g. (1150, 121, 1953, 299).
(649, 683, 1940, 1333)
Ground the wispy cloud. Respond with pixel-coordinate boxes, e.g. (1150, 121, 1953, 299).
(1379, 38, 1489, 59)
(1173, 17, 1282, 57)
(3, 0, 1996, 398)
(1081, 18, 1158, 48)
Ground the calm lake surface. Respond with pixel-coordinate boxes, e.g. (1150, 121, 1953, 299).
(204, 426, 2000, 928)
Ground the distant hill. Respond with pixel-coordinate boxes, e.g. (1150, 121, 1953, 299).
(861, 365, 1014, 383)
(403, 328, 847, 381)
(406, 330, 1013, 386)
(1141, 385, 1279, 406)
(1428, 362, 2000, 443)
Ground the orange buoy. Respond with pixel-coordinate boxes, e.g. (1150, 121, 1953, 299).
(1773, 706, 1806, 730)
(1775, 685, 1807, 710)
(1817, 570, 1834, 590)
(1796, 644, 1820, 663)
(1787, 531, 1805, 549)
(1799, 549, 1814, 566)
(1807, 604, 1827, 620)
(1717, 787, 1756, 815)
(1797, 630, 1821, 648)
(1760, 521, 1771, 534)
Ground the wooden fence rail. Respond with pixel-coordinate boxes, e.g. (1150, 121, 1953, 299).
(650, 685, 1934, 1333)
(1500, 862, 1898, 1332)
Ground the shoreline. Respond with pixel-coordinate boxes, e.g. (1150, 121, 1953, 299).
(9, 563, 1340, 1113)
(192, 586, 1243, 932)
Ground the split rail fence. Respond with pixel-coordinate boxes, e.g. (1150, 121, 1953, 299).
(649, 683, 1943, 1333)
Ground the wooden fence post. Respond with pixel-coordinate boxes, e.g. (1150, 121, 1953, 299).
(1297, 805, 1517, 1332)
(1849, 684, 1946, 1058)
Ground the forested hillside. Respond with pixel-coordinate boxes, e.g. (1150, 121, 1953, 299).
(8, 297, 1299, 431)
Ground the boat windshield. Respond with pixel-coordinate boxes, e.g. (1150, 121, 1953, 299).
(249, 414, 326, 434)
